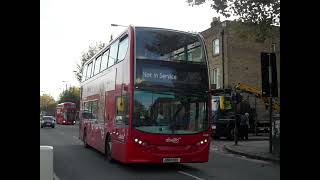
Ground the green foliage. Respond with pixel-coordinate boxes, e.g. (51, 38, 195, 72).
(230, 20, 277, 42)
(58, 87, 80, 109)
(40, 94, 57, 115)
(187, 0, 280, 26)
(75, 42, 105, 83)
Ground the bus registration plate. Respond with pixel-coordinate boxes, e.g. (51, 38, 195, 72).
(163, 158, 180, 163)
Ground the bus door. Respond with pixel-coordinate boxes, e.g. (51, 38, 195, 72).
(105, 92, 128, 161)
(82, 101, 97, 147)
(105, 91, 117, 153)
(92, 99, 105, 152)
(113, 94, 129, 161)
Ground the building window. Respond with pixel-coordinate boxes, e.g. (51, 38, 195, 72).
(211, 68, 220, 89)
(213, 39, 219, 55)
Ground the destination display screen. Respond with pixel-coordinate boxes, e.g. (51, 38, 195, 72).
(135, 59, 208, 91)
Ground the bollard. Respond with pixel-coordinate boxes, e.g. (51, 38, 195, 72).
(40, 146, 53, 180)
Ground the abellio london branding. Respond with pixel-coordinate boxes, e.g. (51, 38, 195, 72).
(165, 137, 181, 143)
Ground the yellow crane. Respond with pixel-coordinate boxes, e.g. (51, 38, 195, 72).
(234, 83, 280, 112)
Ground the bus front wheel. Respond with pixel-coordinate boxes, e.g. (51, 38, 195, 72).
(105, 135, 114, 162)
(83, 130, 89, 148)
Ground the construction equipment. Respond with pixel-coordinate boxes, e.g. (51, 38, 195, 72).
(211, 89, 237, 139)
(235, 83, 280, 112)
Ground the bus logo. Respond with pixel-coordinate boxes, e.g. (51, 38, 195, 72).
(165, 137, 181, 143)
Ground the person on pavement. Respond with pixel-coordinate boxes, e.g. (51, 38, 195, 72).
(240, 113, 250, 140)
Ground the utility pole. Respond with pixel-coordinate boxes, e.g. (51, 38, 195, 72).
(268, 53, 273, 153)
(261, 50, 277, 154)
(232, 91, 238, 145)
(62, 81, 68, 92)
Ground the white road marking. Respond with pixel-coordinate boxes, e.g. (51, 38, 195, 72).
(210, 147, 218, 151)
(53, 172, 61, 180)
(178, 171, 204, 180)
(72, 136, 82, 144)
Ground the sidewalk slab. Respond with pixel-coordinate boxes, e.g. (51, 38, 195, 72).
(224, 141, 280, 163)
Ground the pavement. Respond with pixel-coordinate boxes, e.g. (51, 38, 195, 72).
(223, 135, 280, 163)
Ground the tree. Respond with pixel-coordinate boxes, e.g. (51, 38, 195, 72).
(187, 0, 280, 26)
(75, 42, 105, 83)
(58, 87, 80, 110)
(40, 94, 57, 115)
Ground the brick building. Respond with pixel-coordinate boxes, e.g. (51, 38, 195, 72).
(201, 17, 280, 123)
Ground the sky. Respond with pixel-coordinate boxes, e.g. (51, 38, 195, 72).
(40, 0, 231, 100)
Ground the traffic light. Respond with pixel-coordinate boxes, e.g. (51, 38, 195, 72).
(261, 52, 278, 97)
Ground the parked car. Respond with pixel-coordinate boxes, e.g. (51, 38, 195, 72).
(41, 116, 55, 128)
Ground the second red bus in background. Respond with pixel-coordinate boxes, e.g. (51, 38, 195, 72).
(56, 102, 77, 125)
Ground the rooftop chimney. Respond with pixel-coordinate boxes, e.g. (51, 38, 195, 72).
(211, 17, 221, 27)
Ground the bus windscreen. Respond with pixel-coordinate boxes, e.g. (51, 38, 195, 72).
(133, 90, 209, 135)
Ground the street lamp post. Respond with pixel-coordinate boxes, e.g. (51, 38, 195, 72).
(62, 81, 70, 91)
(41, 91, 45, 114)
(111, 24, 128, 27)
(232, 91, 238, 145)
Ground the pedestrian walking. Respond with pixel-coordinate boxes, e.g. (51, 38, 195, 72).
(240, 113, 250, 140)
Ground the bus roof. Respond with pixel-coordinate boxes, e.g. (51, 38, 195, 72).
(82, 25, 200, 67)
(135, 26, 199, 35)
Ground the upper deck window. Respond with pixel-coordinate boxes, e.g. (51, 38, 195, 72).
(136, 27, 204, 63)
(100, 49, 109, 71)
(108, 40, 119, 67)
(82, 65, 88, 82)
(93, 55, 102, 75)
(117, 35, 129, 62)
(86, 62, 93, 79)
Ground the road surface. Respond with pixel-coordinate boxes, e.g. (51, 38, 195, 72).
(40, 124, 280, 180)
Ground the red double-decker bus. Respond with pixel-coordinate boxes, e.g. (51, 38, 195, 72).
(79, 25, 211, 164)
(56, 102, 77, 125)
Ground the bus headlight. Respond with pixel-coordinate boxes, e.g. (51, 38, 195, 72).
(197, 139, 208, 146)
(133, 137, 149, 148)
